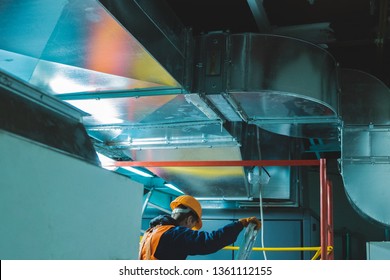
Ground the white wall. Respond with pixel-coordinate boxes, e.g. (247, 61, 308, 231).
(0, 130, 143, 260)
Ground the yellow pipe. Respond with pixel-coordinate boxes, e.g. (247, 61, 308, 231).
(140, 235, 333, 260)
(224, 246, 333, 260)
(311, 246, 334, 260)
(311, 249, 322, 260)
(140, 236, 330, 254)
(224, 246, 321, 251)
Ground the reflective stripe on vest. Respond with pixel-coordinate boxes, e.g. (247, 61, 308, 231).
(139, 225, 174, 260)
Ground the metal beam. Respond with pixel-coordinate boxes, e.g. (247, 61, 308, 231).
(114, 159, 321, 167)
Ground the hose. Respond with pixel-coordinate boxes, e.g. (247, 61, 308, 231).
(259, 184, 267, 260)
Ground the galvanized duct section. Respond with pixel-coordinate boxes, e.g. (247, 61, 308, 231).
(0, 1, 340, 206)
(158, 32, 341, 203)
(339, 68, 390, 227)
(193, 32, 341, 140)
(0, 0, 181, 94)
(0, 70, 99, 165)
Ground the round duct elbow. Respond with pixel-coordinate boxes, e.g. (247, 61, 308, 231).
(340, 69, 390, 227)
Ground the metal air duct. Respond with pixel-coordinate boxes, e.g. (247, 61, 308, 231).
(193, 32, 341, 140)
(339, 68, 390, 227)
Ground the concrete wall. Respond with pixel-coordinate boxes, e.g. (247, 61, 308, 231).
(0, 130, 143, 260)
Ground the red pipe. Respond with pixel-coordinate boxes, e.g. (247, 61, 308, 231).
(327, 180, 334, 260)
(320, 158, 328, 260)
(114, 159, 321, 167)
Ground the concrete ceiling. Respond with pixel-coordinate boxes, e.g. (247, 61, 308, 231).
(164, 0, 389, 84)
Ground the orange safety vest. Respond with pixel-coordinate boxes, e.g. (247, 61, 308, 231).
(139, 225, 174, 260)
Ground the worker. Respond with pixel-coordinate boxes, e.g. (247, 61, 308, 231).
(139, 194, 261, 260)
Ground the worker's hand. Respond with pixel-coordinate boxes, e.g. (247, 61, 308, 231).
(239, 217, 261, 230)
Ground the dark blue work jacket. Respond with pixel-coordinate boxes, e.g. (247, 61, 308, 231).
(149, 215, 244, 260)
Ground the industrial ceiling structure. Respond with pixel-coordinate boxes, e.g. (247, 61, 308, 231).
(1, 0, 390, 226)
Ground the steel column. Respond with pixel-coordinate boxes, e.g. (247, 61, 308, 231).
(320, 158, 328, 260)
(327, 179, 334, 260)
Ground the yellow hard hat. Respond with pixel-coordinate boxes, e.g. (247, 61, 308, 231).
(170, 195, 203, 230)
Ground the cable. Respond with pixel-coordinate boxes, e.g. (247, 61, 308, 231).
(259, 184, 267, 260)
(256, 126, 267, 259)
(247, 167, 269, 260)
